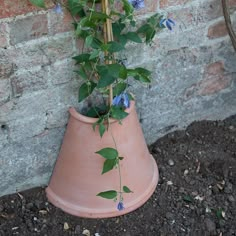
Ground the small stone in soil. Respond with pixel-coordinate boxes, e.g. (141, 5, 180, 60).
(228, 195, 235, 202)
(204, 218, 216, 233)
(64, 222, 69, 230)
(75, 225, 81, 234)
(82, 229, 90, 236)
(168, 159, 175, 166)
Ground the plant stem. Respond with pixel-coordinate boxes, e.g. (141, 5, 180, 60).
(222, 0, 236, 51)
(108, 119, 122, 199)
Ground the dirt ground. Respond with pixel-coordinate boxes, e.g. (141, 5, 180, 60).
(0, 116, 236, 236)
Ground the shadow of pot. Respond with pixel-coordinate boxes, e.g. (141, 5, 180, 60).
(46, 101, 159, 218)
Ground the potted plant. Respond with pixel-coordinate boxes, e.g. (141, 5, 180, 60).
(29, 0, 175, 218)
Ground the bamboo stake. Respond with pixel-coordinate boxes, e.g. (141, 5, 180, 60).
(102, 0, 114, 106)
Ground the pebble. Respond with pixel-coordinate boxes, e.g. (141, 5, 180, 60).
(26, 202, 34, 209)
(184, 169, 189, 175)
(82, 229, 90, 236)
(204, 218, 216, 233)
(167, 181, 173, 185)
(168, 159, 175, 166)
(0, 205, 4, 212)
(64, 222, 69, 230)
(224, 182, 233, 194)
(228, 195, 235, 202)
(75, 225, 81, 234)
(165, 212, 174, 219)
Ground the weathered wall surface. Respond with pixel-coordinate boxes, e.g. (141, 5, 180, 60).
(0, 0, 236, 197)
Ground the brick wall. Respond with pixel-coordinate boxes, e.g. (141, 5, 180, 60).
(0, 0, 236, 196)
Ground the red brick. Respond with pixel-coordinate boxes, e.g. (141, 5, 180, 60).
(160, 0, 190, 9)
(167, 0, 223, 30)
(113, 0, 157, 14)
(0, 54, 15, 80)
(229, 0, 236, 7)
(9, 14, 48, 45)
(0, 79, 11, 105)
(11, 67, 49, 96)
(199, 61, 232, 95)
(0, 23, 9, 48)
(0, 0, 54, 19)
(48, 9, 74, 35)
(208, 20, 228, 39)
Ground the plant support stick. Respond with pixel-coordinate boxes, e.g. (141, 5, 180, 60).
(102, 0, 114, 106)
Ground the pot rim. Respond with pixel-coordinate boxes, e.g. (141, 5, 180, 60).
(69, 100, 135, 124)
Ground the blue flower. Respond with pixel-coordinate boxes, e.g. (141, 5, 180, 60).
(128, 0, 145, 10)
(112, 92, 130, 108)
(117, 201, 125, 211)
(53, 3, 63, 14)
(159, 18, 175, 31)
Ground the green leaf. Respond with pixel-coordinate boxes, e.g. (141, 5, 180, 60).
(67, 0, 85, 16)
(216, 209, 224, 219)
(107, 41, 124, 53)
(89, 49, 100, 60)
(102, 159, 117, 174)
(113, 82, 126, 95)
(85, 35, 93, 47)
(122, 0, 134, 16)
(74, 66, 87, 80)
(89, 12, 110, 21)
(97, 74, 116, 88)
(123, 186, 133, 193)
(137, 24, 152, 34)
(91, 37, 103, 49)
(96, 148, 118, 159)
(99, 122, 106, 137)
(78, 81, 96, 102)
(135, 67, 152, 76)
(119, 65, 127, 79)
(125, 32, 142, 43)
(87, 105, 109, 118)
(111, 106, 128, 120)
(97, 64, 123, 88)
(97, 190, 117, 199)
(29, 0, 45, 8)
(183, 195, 194, 203)
(73, 54, 91, 63)
(128, 68, 152, 83)
(145, 28, 156, 44)
(112, 22, 126, 37)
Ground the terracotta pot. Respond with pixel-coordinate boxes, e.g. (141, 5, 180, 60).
(46, 101, 159, 218)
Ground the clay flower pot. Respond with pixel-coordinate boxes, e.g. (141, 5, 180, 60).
(46, 101, 159, 218)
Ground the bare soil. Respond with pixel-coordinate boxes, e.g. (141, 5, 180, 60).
(0, 116, 236, 236)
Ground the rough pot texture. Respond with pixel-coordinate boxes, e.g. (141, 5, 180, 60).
(46, 101, 159, 218)
(0, 0, 236, 197)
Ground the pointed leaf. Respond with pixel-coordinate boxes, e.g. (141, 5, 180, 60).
(97, 190, 117, 199)
(85, 35, 93, 47)
(125, 32, 142, 43)
(89, 49, 100, 60)
(107, 41, 124, 53)
(111, 106, 128, 120)
(29, 0, 45, 8)
(78, 81, 96, 102)
(102, 159, 117, 174)
(96, 148, 118, 159)
(123, 186, 133, 193)
(99, 122, 106, 137)
(113, 82, 126, 96)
